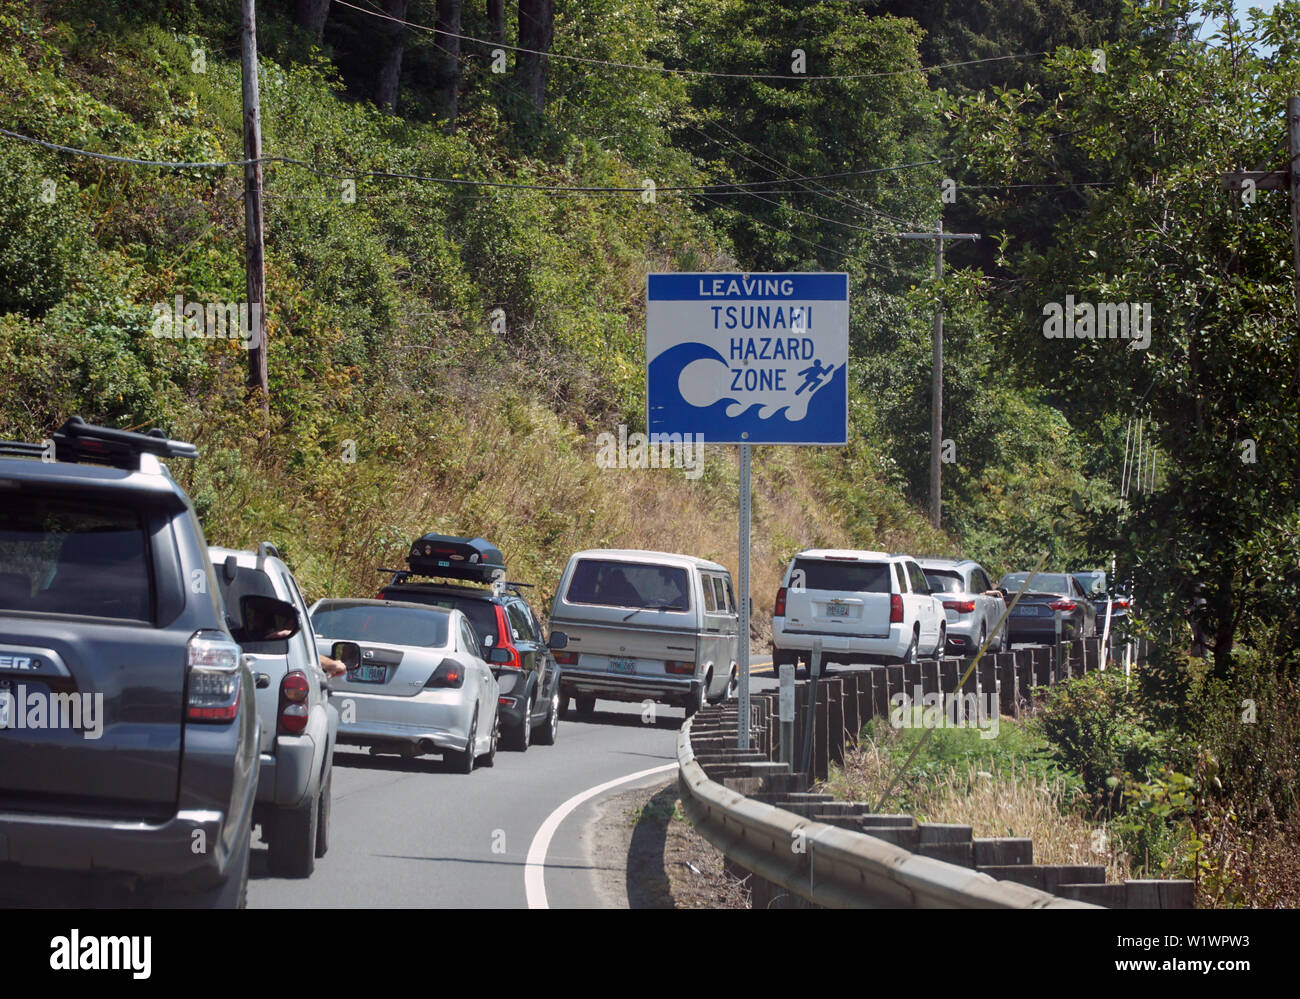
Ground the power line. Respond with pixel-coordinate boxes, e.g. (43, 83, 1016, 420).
(689, 120, 928, 231)
(0, 124, 945, 191)
(331, 0, 1041, 83)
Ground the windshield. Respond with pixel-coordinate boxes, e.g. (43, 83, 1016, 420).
(792, 558, 891, 593)
(922, 570, 964, 594)
(312, 602, 450, 648)
(565, 559, 691, 611)
(999, 572, 1070, 594)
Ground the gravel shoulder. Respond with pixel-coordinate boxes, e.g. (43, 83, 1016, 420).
(588, 777, 750, 909)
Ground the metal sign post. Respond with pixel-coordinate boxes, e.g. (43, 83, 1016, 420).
(738, 443, 752, 748)
(645, 272, 849, 751)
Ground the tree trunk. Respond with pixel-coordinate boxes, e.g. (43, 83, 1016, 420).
(488, 0, 505, 43)
(434, 0, 463, 126)
(515, 0, 554, 115)
(293, 0, 331, 42)
(374, 0, 410, 114)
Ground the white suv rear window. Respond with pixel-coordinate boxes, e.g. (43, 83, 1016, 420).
(792, 558, 892, 593)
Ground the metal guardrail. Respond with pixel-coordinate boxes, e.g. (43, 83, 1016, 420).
(677, 716, 1097, 909)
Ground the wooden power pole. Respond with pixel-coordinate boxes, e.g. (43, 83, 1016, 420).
(241, 0, 269, 413)
(899, 220, 979, 529)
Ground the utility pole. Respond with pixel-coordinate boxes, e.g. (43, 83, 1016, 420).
(899, 220, 979, 529)
(1221, 97, 1300, 387)
(241, 0, 269, 413)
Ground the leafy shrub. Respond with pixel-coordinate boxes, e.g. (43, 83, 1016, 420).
(1034, 670, 1169, 813)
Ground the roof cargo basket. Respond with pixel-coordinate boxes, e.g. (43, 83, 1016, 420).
(406, 533, 506, 584)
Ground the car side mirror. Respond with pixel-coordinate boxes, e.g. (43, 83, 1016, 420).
(487, 647, 513, 665)
(331, 641, 362, 671)
(236, 594, 300, 643)
(548, 631, 568, 650)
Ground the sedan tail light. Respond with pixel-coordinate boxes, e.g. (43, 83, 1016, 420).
(1114, 599, 1131, 610)
(187, 631, 242, 722)
(278, 670, 310, 735)
(425, 660, 465, 688)
(943, 600, 976, 613)
(889, 594, 903, 624)
(1048, 600, 1078, 612)
(774, 586, 787, 617)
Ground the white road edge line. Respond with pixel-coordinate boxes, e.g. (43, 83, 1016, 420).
(524, 762, 678, 909)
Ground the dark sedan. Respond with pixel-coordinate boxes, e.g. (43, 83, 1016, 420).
(997, 571, 1097, 644)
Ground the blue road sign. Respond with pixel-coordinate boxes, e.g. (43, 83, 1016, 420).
(646, 272, 849, 445)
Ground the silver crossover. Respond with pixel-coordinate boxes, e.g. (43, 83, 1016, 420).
(309, 598, 499, 773)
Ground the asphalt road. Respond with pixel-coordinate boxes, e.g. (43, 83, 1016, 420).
(247, 693, 721, 908)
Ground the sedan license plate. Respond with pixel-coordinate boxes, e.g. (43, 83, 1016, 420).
(1013, 604, 1043, 617)
(352, 665, 387, 683)
(608, 658, 636, 674)
(826, 604, 850, 618)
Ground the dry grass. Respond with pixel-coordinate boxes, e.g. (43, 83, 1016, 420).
(191, 395, 933, 643)
(824, 735, 1132, 883)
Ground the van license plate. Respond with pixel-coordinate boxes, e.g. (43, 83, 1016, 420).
(609, 658, 636, 674)
(826, 604, 850, 617)
(353, 665, 386, 683)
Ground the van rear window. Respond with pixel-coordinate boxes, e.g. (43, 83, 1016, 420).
(793, 558, 892, 594)
(0, 495, 154, 622)
(565, 559, 691, 612)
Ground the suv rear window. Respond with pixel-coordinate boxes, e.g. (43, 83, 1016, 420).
(213, 561, 287, 654)
(792, 558, 891, 594)
(566, 559, 691, 612)
(0, 495, 153, 621)
(923, 570, 964, 594)
(312, 603, 450, 648)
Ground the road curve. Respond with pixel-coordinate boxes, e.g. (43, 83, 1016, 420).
(249, 699, 682, 909)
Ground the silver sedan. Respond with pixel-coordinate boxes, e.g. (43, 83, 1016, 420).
(309, 598, 499, 772)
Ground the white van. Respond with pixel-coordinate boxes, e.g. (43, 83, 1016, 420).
(548, 549, 739, 718)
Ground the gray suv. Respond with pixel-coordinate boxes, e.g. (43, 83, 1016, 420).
(210, 543, 338, 878)
(0, 418, 268, 907)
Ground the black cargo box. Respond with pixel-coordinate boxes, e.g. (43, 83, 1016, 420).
(406, 533, 506, 583)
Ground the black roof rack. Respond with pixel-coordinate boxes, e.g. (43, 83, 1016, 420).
(0, 416, 198, 471)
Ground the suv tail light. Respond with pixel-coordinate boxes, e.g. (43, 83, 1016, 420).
(889, 594, 903, 624)
(1113, 598, 1130, 610)
(553, 650, 578, 665)
(426, 660, 465, 688)
(943, 600, 976, 613)
(1048, 600, 1077, 612)
(278, 670, 310, 735)
(774, 586, 787, 617)
(492, 606, 522, 669)
(187, 631, 242, 722)
(665, 660, 695, 675)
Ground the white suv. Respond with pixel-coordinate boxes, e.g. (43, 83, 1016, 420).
(771, 550, 946, 673)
